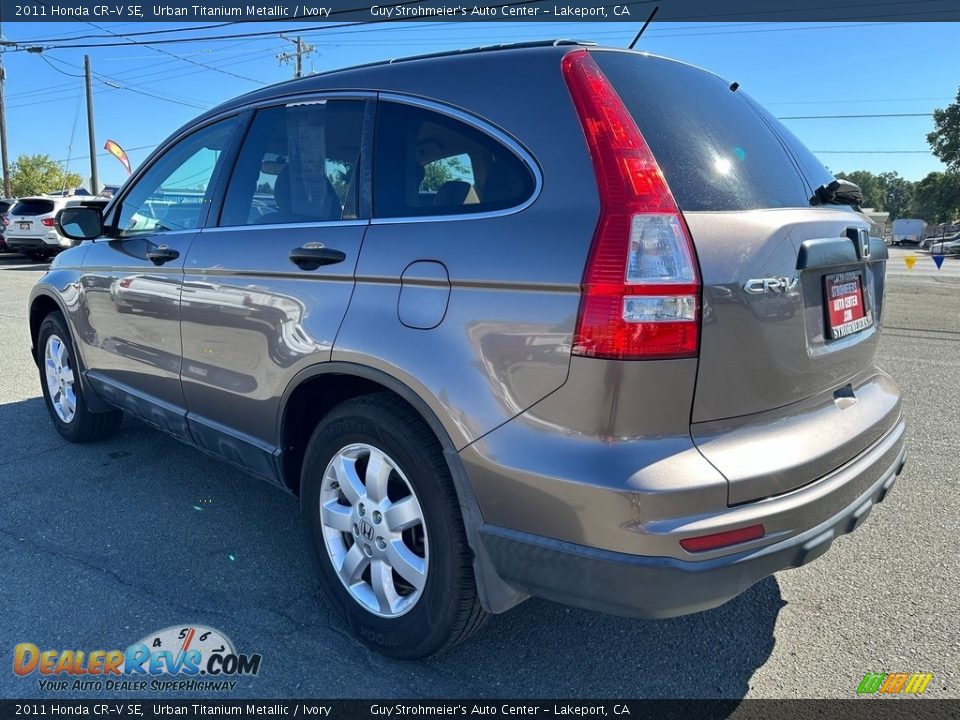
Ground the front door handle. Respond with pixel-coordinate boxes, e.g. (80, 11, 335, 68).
(289, 244, 347, 271)
(146, 246, 180, 266)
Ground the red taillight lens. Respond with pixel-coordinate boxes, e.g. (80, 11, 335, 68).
(41, 218, 56, 227)
(680, 524, 765, 553)
(562, 50, 700, 360)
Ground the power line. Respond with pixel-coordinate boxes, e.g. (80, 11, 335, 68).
(813, 150, 931, 154)
(18, 21, 243, 44)
(779, 112, 933, 120)
(55, 143, 155, 165)
(765, 96, 952, 106)
(41, 54, 213, 109)
(83, 21, 267, 85)
(5, 45, 280, 110)
(35, 53, 83, 78)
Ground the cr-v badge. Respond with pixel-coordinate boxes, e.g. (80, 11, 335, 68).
(743, 276, 800, 295)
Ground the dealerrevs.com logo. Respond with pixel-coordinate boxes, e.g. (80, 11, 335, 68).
(13, 625, 262, 692)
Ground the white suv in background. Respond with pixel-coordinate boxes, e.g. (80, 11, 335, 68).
(5, 196, 107, 261)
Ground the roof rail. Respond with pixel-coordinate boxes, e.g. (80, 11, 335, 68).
(312, 39, 598, 77)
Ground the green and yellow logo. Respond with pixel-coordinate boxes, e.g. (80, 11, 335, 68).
(857, 672, 933, 695)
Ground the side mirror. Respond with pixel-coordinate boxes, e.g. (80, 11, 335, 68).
(56, 206, 104, 241)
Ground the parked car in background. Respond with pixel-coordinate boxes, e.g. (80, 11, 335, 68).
(0, 197, 17, 252)
(30, 41, 905, 658)
(891, 218, 926, 245)
(5, 196, 107, 261)
(925, 231, 960, 252)
(931, 235, 960, 256)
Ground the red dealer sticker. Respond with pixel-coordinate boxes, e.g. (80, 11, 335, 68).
(825, 271, 873, 339)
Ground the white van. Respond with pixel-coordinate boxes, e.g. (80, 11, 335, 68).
(891, 218, 926, 245)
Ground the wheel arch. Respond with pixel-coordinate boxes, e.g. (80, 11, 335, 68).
(277, 362, 526, 614)
(28, 288, 114, 414)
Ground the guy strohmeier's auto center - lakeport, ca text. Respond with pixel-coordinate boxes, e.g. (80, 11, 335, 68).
(21, 3, 627, 19)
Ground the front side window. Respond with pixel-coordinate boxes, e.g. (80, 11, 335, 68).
(373, 101, 536, 219)
(115, 117, 237, 236)
(219, 99, 366, 227)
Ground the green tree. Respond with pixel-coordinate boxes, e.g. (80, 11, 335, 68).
(878, 171, 914, 221)
(928, 87, 960, 172)
(908, 172, 960, 224)
(420, 156, 470, 193)
(9, 154, 83, 197)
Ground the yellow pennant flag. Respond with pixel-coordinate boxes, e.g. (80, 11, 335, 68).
(904, 255, 917, 270)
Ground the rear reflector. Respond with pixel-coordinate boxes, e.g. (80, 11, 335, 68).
(562, 49, 701, 360)
(680, 524, 765, 553)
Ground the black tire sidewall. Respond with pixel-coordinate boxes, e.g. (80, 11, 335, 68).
(301, 400, 466, 658)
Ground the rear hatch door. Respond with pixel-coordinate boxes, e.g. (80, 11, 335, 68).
(593, 50, 899, 504)
(8, 198, 55, 238)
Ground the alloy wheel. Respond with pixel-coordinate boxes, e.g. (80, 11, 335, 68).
(319, 443, 429, 618)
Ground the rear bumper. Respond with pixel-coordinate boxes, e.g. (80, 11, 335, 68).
(477, 417, 906, 618)
(5, 235, 63, 252)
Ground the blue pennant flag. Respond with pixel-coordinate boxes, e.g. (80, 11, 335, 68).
(933, 254, 945, 270)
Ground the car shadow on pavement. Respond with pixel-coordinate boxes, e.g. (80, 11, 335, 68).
(439, 578, 783, 699)
(0, 398, 783, 701)
(0, 254, 49, 270)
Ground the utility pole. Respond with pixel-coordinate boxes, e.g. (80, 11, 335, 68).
(84, 54, 98, 195)
(277, 36, 314, 79)
(0, 60, 11, 198)
(0, 19, 12, 198)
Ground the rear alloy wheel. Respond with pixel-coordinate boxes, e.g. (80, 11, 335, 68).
(301, 393, 487, 658)
(319, 443, 429, 618)
(37, 312, 123, 443)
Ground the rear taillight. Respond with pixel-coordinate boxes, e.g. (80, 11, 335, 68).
(562, 50, 700, 360)
(41, 218, 56, 227)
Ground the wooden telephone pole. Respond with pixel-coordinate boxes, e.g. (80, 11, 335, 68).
(277, 36, 314, 79)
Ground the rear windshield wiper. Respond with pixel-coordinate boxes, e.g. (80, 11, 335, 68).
(810, 179, 864, 208)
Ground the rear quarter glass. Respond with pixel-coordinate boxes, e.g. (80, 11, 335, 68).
(591, 51, 819, 212)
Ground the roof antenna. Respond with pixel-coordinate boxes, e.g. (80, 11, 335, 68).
(628, 5, 660, 50)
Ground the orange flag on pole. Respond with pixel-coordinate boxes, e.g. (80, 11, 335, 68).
(103, 139, 131, 175)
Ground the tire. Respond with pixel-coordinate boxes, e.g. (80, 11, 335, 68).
(37, 311, 123, 443)
(25, 251, 44, 262)
(301, 392, 487, 658)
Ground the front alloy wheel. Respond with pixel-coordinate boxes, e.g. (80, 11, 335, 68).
(44, 334, 77, 424)
(37, 311, 123, 443)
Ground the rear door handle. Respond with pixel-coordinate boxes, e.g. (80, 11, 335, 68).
(146, 246, 180, 266)
(289, 244, 346, 271)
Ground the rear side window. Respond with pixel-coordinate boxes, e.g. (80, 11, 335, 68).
(373, 101, 536, 219)
(11, 199, 54, 216)
(593, 52, 817, 212)
(220, 99, 366, 227)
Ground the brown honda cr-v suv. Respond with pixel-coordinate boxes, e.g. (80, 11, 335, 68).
(32, 41, 905, 658)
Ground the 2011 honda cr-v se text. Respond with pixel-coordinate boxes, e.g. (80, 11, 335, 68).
(30, 41, 906, 658)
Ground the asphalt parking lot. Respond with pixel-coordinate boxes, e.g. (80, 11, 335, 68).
(1, 247, 958, 700)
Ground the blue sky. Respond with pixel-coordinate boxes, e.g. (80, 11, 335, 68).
(2, 21, 957, 187)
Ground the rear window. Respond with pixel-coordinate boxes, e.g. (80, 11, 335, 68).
(11, 199, 55, 216)
(592, 51, 820, 212)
